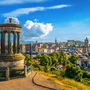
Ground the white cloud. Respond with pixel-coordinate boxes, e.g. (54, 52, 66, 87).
(47, 5, 71, 9)
(0, 0, 44, 5)
(4, 7, 45, 17)
(4, 17, 19, 24)
(21, 20, 53, 39)
(3, 4, 71, 17)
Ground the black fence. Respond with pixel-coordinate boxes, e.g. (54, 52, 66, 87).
(0, 68, 6, 78)
(9, 68, 24, 78)
(0, 64, 32, 80)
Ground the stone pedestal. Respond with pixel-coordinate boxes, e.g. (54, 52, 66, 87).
(0, 53, 25, 67)
(6, 67, 10, 80)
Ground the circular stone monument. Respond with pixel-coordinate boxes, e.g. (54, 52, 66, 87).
(0, 18, 25, 67)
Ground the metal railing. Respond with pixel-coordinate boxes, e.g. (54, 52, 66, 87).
(0, 68, 6, 78)
(27, 65, 32, 74)
(9, 68, 24, 78)
(0, 64, 32, 80)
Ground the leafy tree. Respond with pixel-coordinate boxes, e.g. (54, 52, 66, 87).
(44, 66, 49, 72)
(65, 64, 83, 81)
(83, 71, 90, 78)
(48, 56, 52, 66)
(25, 54, 33, 63)
(63, 60, 71, 66)
(59, 51, 67, 63)
(68, 54, 79, 64)
(51, 56, 58, 65)
(51, 52, 60, 59)
(50, 66, 57, 71)
(36, 53, 42, 57)
(40, 55, 49, 66)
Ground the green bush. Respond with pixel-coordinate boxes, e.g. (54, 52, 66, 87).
(50, 66, 57, 71)
(65, 64, 83, 82)
(40, 55, 49, 66)
(38, 65, 45, 71)
(25, 54, 33, 63)
(44, 66, 49, 72)
(83, 71, 90, 78)
(60, 68, 66, 77)
(36, 53, 42, 57)
(54, 70, 61, 75)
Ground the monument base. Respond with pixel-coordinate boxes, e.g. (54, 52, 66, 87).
(0, 53, 25, 67)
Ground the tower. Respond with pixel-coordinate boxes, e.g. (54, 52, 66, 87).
(0, 18, 25, 67)
(55, 38, 57, 44)
(36, 40, 38, 44)
(85, 37, 89, 47)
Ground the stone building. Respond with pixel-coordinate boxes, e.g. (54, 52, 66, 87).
(83, 37, 90, 53)
(77, 59, 90, 70)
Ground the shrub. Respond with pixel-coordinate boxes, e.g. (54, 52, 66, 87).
(36, 53, 42, 57)
(65, 64, 83, 82)
(83, 71, 90, 78)
(44, 66, 49, 72)
(50, 66, 57, 71)
(54, 70, 61, 75)
(38, 65, 45, 71)
(40, 55, 49, 66)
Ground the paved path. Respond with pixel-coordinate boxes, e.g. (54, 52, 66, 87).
(0, 71, 62, 90)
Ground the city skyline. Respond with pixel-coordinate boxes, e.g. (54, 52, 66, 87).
(0, 0, 90, 42)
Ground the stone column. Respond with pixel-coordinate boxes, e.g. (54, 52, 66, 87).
(13, 32, 16, 54)
(17, 32, 20, 53)
(1, 32, 2, 54)
(1, 32, 5, 53)
(6, 67, 10, 80)
(3, 32, 5, 53)
(8, 32, 10, 54)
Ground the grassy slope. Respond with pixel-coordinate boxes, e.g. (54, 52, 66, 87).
(31, 59, 90, 90)
(37, 71, 90, 90)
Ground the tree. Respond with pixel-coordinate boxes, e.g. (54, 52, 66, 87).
(51, 52, 60, 59)
(25, 54, 33, 63)
(51, 56, 58, 65)
(68, 54, 79, 64)
(48, 56, 52, 66)
(65, 64, 83, 81)
(63, 60, 71, 66)
(40, 55, 49, 66)
(36, 53, 42, 57)
(58, 51, 67, 63)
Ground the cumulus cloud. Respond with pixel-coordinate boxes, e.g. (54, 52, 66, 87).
(3, 4, 71, 17)
(21, 20, 53, 39)
(4, 17, 19, 24)
(0, 0, 45, 5)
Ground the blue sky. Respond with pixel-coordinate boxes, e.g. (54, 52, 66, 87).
(0, 0, 90, 43)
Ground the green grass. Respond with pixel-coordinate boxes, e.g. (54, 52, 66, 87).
(82, 78, 90, 86)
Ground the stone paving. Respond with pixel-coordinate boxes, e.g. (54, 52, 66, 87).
(0, 71, 62, 90)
